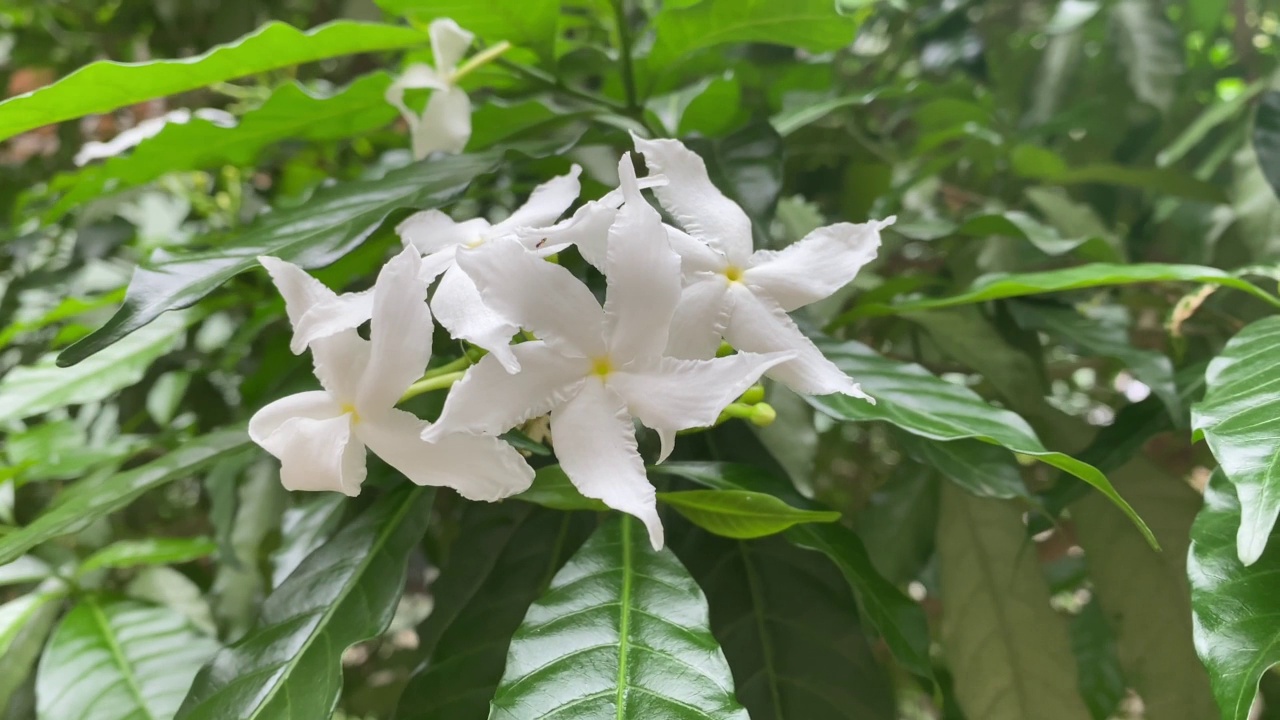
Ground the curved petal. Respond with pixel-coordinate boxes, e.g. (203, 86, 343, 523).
(423, 341, 588, 440)
(386, 65, 447, 142)
(431, 265, 521, 373)
(522, 200, 617, 271)
(248, 391, 344, 445)
(358, 246, 434, 412)
(418, 245, 458, 283)
(603, 153, 683, 365)
(493, 165, 583, 236)
(358, 408, 534, 500)
(632, 135, 754, 265)
(311, 332, 370, 404)
(666, 225, 727, 276)
(412, 86, 471, 159)
(609, 351, 792, 462)
(723, 286, 873, 400)
(291, 289, 375, 354)
(455, 238, 607, 359)
(397, 210, 490, 256)
(744, 219, 888, 312)
(551, 380, 663, 549)
(258, 256, 338, 329)
(665, 274, 731, 360)
(429, 18, 475, 75)
(261, 413, 366, 496)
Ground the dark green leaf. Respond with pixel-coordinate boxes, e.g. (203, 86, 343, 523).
(1255, 91, 1280, 201)
(177, 486, 435, 719)
(270, 494, 346, 588)
(1192, 316, 1280, 565)
(1015, 161, 1225, 202)
(0, 429, 251, 566)
(1111, 0, 1181, 112)
(488, 515, 748, 719)
(1160, 80, 1267, 168)
(36, 599, 218, 720)
(78, 537, 217, 575)
(374, 0, 560, 62)
(657, 489, 840, 539)
(513, 464, 608, 511)
(895, 432, 1032, 500)
(0, 21, 427, 141)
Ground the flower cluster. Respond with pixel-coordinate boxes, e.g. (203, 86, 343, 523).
(249, 130, 891, 549)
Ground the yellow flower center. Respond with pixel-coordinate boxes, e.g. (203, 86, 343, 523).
(723, 266, 744, 283)
(590, 357, 613, 377)
(341, 403, 361, 424)
(463, 236, 486, 249)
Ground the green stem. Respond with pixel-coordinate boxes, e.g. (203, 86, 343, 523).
(422, 354, 473, 379)
(611, 0, 639, 112)
(451, 40, 512, 83)
(399, 371, 465, 402)
(497, 58, 627, 111)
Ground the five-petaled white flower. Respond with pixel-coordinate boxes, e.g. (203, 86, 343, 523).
(421, 155, 792, 550)
(386, 19, 475, 160)
(634, 136, 891, 400)
(248, 246, 534, 500)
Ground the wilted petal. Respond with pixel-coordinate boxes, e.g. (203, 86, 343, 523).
(358, 246, 434, 412)
(745, 219, 888, 312)
(493, 165, 583, 236)
(665, 275, 731, 360)
(724, 287, 873, 400)
(358, 408, 534, 500)
(429, 18, 475, 75)
(632, 135, 754, 265)
(455, 238, 607, 359)
(398, 210, 491, 256)
(413, 85, 471, 158)
(551, 380, 664, 549)
(263, 413, 366, 496)
(431, 265, 521, 373)
(258, 255, 338, 329)
(248, 391, 344, 445)
(291, 289, 374, 354)
(424, 341, 588, 440)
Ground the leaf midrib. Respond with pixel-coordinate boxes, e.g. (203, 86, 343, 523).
(88, 600, 156, 720)
(614, 517, 634, 719)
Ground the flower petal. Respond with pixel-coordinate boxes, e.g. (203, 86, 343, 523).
(429, 18, 475, 74)
(455, 238, 607, 358)
(423, 341, 588, 440)
(523, 200, 617, 270)
(609, 351, 791, 462)
(260, 413, 366, 496)
(665, 274, 731, 360)
(398, 210, 490, 256)
(666, 225, 728, 276)
(248, 391, 344, 445)
(431, 264, 521, 373)
(418, 245, 458, 283)
(724, 286, 873, 400)
(745, 219, 889, 312)
(358, 246, 434, 412)
(291, 289, 375, 354)
(632, 135, 754, 265)
(358, 408, 534, 500)
(257, 255, 338, 329)
(493, 165, 583, 236)
(603, 154, 683, 364)
(551, 379, 664, 549)
(311, 333, 371, 403)
(412, 85, 471, 159)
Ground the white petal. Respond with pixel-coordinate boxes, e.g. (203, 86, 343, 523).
(291, 289, 374, 354)
(603, 154, 683, 364)
(248, 391, 344, 445)
(257, 256, 337, 329)
(429, 18, 475, 75)
(424, 341, 588, 440)
(609, 352, 792, 462)
(493, 165, 583, 235)
(665, 275, 732, 360)
(357, 408, 534, 500)
(632, 135, 754, 265)
(550, 380, 664, 549)
(455, 238, 607, 358)
(523, 200, 618, 271)
(260, 413, 366, 496)
(431, 265, 521, 373)
(311, 333, 370, 404)
(397, 210, 490, 255)
(666, 225, 728, 276)
(358, 246, 434, 411)
(724, 286, 872, 399)
(744, 219, 888, 312)
(388, 63, 449, 93)
(412, 86, 472, 159)
(418, 245, 458, 283)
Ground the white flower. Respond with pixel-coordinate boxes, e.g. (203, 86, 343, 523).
(421, 155, 792, 549)
(247, 246, 534, 500)
(396, 165, 583, 372)
(633, 136, 891, 399)
(386, 19, 476, 160)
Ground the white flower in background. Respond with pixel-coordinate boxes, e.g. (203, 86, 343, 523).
(247, 246, 534, 500)
(422, 155, 792, 549)
(396, 165, 583, 372)
(633, 136, 891, 399)
(386, 19, 476, 159)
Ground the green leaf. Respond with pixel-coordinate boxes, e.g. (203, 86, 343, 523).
(0, 589, 63, 712)
(0, 311, 193, 423)
(78, 537, 217, 575)
(6, 420, 145, 482)
(895, 432, 1033, 500)
(1018, 161, 1226, 202)
(1159, 79, 1267, 168)
(0, 556, 51, 587)
(177, 486, 432, 719)
(394, 502, 590, 720)
(1189, 470, 1280, 720)
(375, 0, 559, 62)
(513, 464, 608, 511)
(0, 428, 251, 566)
(0, 21, 425, 142)
(1192, 316, 1280, 565)
(36, 599, 218, 720)
(39, 73, 399, 221)
(657, 489, 839, 539)
(809, 339, 1156, 547)
(648, 0, 857, 75)
(0, 589, 64, 657)
(1255, 91, 1280, 201)
(488, 515, 748, 720)
(270, 494, 346, 588)
(672, 527, 895, 719)
(937, 484, 1092, 719)
(1111, 0, 1181, 113)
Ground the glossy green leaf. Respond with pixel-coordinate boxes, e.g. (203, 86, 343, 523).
(394, 502, 589, 720)
(0, 556, 51, 587)
(672, 527, 895, 719)
(1189, 470, 1280, 720)
(895, 432, 1032, 500)
(177, 486, 433, 719)
(513, 464, 608, 511)
(78, 537, 217, 575)
(657, 489, 839, 539)
(937, 484, 1092, 719)
(488, 515, 748, 720)
(374, 0, 559, 61)
(0, 588, 63, 712)
(36, 599, 218, 720)
(1255, 90, 1280, 201)
(0, 311, 193, 423)
(270, 494, 346, 588)
(0, 428, 251, 566)
(0, 589, 64, 657)
(40, 73, 399, 221)
(1111, 0, 1181, 113)
(809, 339, 1155, 547)
(1192, 316, 1280, 565)
(0, 21, 425, 141)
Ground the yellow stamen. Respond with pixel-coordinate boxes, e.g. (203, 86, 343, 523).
(591, 357, 613, 377)
(723, 266, 743, 283)
(341, 403, 361, 424)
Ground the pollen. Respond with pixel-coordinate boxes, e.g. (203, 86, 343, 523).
(464, 237, 486, 249)
(590, 357, 613, 377)
(341, 403, 361, 424)
(723, 266, 744, 283)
